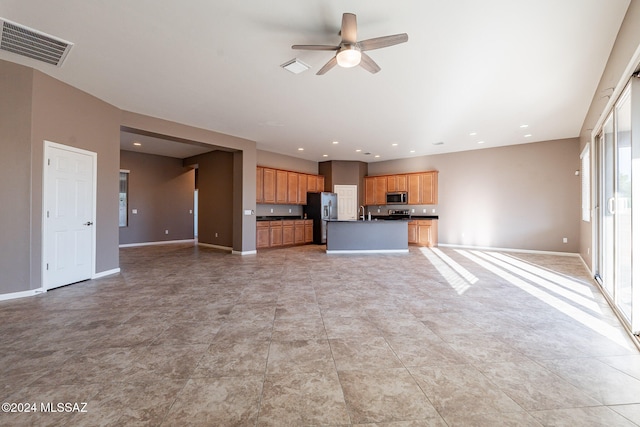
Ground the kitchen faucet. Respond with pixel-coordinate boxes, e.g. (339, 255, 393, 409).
(359, 205, 365, 221)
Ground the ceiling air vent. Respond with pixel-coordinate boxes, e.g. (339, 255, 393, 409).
(0, 18, 73, 67)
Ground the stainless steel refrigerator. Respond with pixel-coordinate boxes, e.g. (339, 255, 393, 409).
(304, 192, 338, 244)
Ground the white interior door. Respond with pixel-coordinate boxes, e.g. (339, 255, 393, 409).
(43, 141, 96, 290)
(334, 184, 358, 220)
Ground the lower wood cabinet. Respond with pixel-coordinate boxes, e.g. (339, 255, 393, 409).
(257, 219, 314, 249)
(408, 220, 438, 247)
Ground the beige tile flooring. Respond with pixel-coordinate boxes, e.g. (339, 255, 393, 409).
(1, 243, 640, 426)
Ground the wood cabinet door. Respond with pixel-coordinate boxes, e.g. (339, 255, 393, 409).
(364, 177, 375, 205)
(408, 221, 417, 244)
(298, 174, 307, 205)
(294, 221, 305, 244)
(282, 222, 294, 245)
(256, 167, 264, 203)
(307, 174, 317, 193)
(420, 172, 438, 205)
(387, 175, 397, 192)
(316, 175, 325, 192)
(396, 174, 408, 192)
(374, 176, 387, 204)
(257, 223, 270, 248)
(269, 222, 283, 247)
(263, 168, 276, 203)
(287, 172, 298, 204)
(417, 220, 437, 247)
(408, 174, 421, 204)
(276, 170, 288, 204)
(304, 220, 313, 243)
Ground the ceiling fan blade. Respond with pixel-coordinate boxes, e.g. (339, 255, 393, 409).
(358, 33, 408, 51)
(359, 52, 381, 74)
(341, 13, 357, 44)
(317, 56, 338, 75)
(292, 44, 339, 51)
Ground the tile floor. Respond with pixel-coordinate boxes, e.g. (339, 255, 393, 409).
(1, 243, 640, 426)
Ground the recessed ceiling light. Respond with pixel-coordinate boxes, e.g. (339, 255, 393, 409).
(298, 147, 304, 151)
(133, 142, 142, 146)
(477, 141, 485, 144)
(469, 132, 477, 136)
(355, 149, 362, 152)
(332, 141, 339, 144)
(374, 155, 381, 158)
(524, 134, 532, 138)
(391, 143, 398, 147)
(322, 154, 328, 157)
(520, 124, 529, 128)
(410, 150, 416, 153)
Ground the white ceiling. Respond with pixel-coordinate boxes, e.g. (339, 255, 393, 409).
(0, 0, 631, 161)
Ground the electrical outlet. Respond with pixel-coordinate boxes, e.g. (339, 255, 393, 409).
(189, 209, 192, 214)
(165, 230, 169, 234)
(411, 209, 415, 213)
(563, 237, 568, 243)
(423, 208, 426, 213)
(132, 209, 138, 214)
(270, 208, 274, 213)
(432, 209, 436, 213)
(289, 208, 292, 213)
(215, 232, 218, 237)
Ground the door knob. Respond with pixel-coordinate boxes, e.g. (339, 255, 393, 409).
(84, 221, 93, 226)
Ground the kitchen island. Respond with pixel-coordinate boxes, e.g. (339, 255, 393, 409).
(326, 220, 409, 253)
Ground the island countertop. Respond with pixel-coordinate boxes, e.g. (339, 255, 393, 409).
(326, 220, 408, 253)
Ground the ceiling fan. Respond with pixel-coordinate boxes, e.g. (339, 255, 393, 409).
(292, 12, 408, 75)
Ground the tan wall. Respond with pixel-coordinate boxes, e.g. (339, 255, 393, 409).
(257, 150, 318, 174)
(187, 151, 234, 248)
(578, 0, 640, 269)
(119, 151, 195, 245)
(0, 61, 33, 293)
(369, 138, 581, 253)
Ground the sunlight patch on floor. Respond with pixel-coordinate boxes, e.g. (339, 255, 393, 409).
(419, 247, 477, 295)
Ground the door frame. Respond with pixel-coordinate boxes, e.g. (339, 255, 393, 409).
(42, 140, 98, 291)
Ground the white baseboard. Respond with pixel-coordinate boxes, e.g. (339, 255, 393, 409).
(198, 242, 233, 252)
(0, 287, 45, 301)
(437, 243, 579, 257)
(326, 249, 409, 254)
(119, 239, 195, 248)
(93, 268, 120, 279)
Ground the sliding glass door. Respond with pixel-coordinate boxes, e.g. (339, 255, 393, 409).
(594, 83, 636, 333)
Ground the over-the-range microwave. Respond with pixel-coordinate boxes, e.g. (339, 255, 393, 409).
(386, 192, 408, 204)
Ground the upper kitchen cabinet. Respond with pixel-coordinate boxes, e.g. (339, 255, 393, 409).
(276, 169, 288, 204)
(366, 171, 438, 206)
(261, 167, 276, 203)
(256, 166, 325, 205)
(387, 174, 407, 192)
(408, 171, 438, 205)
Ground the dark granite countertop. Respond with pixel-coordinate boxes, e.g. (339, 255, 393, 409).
(256, 216, 306, 221)
(370, 215, 439, 220)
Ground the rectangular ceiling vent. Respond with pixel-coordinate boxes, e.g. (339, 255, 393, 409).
(0, 18, 73, 67)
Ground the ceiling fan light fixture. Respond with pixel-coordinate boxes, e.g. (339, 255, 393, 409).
(336, 45, 361, 68)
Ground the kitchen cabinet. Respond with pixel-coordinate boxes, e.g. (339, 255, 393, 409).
(364, 176, 388, 205)
(304, 219, 313, 243)
(276, 170, 288, 204)
(256, 167, 264, 203)
(298, 174, 308, 205)
(257, 219, 315, 249)
(257, 166, 324, 204)
(408, 219, 437, 247)
(387, 174, 407, 192)
(408, 172, 438, 205)
(282, 220, 294, 246)
(262, 168, 276, 204)
(294, 220, 305, 244)
(307, 174, 317, 193)
(287, 172, 298, 204)
(269, 221, 283, 247)
(257, 222, 270, 248)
